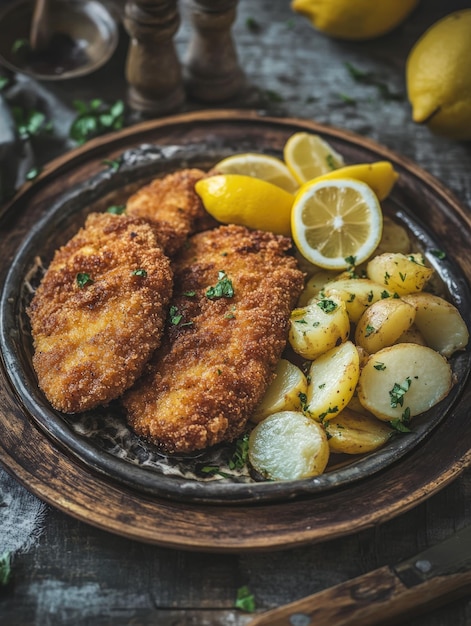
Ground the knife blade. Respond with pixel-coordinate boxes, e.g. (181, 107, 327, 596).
(247, 525, 471, 626)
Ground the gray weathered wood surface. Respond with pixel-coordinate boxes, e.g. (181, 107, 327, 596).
(1, 0, 470, 624)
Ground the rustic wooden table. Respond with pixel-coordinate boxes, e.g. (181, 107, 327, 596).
(1, 0, 470, 624)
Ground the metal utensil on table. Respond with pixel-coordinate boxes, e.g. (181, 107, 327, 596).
(248, 525, 471, 626)
(30, 0, 51, 51)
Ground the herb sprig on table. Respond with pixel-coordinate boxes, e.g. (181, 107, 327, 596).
(69, 99, 125, 145)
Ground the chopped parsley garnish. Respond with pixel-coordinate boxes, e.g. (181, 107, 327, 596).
(345, 255, 357, 266)
(326, 154, 337, 170)
(169, 305, 193, 327)
(76, 272, 93, 288)
(390, 407, 412, 433)
(430, 249, 446, 260)
(229, 434, 249, 470)
(235, 585, 256, 613)
(319, 406, 338, 421)
(102, 158, 122, 173)
(381, 290, 390, 299)
(225, 306, 236, 320)
(294, 318, 308, 324)
(206, 271, 234, 299)
(367, 290, 374, 303)
(107, 204, 126, 215)
(373, 362, 386, 371)
(183, 290, 196, 297)
(389, 377, 411, 408)
(132, 269, 147, 277)
(399, 272, 407, 282)
(317, 299, 338, 314)
(365, 324, 376, 337)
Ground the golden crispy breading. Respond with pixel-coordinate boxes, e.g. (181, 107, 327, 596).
(28, 212, 173, 413)
(126, 168, 217, 256)
(123, 224, 304, 454)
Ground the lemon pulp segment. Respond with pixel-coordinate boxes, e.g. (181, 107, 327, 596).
(283, 132, 344, 184)
(291, 178, 383, 270)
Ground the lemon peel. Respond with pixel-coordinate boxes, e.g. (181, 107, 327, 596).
(195, 174, 294, 236)
(406, 9, 471, 140)
(291, 0, 419, 41)
(307, 161, 399, 201)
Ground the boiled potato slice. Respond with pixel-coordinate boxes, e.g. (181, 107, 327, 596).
(366, 252, 433, 296)
(252, 359, 308, 423)
(289, 296, 350, 360)
(373, 216, 411, 256)
(402, 292, 469, 357)
(298, 270, 338, 306)
(355, 298, 416, 353)
(357, 343, 452, 423)
(325, 408, 393, 455)
(248, 411, 329, 481)
(305, 341, 360, 422)
(322, 278, 395, 324)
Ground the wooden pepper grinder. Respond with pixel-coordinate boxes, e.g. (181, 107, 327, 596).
(124, 0, 185, 114)
(183, 0, 245, 102)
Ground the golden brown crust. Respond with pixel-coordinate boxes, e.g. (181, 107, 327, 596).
(28, 212, 173, 413)
(126, 168, 217, 256)
(123, 224, 305, 454)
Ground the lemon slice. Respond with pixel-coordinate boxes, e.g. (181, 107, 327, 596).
(283, 132, 345, 184)
(310, 161, 398, 200)
(291, 178, 383, 270)
(195, 174, 294, 236)
(214, 153, 299, 193)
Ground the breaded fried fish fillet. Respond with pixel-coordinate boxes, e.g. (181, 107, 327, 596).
(126, 168, 217, 256)
(28, 212, 173, 413)
(123, 224, 304, 454)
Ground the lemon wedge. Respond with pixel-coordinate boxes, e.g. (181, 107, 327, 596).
(195, 174, 294, 236)
(283, 132, 344, 184)
(214, 153, 299, 193)
(309, 161, 398, 201)
(291, 178, 383, 270)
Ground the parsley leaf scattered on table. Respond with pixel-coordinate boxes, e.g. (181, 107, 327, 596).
(25, 166, 42, 181)
(69, 99, 125, 145)
(345, 62, 404, 101)
(0, 553, 11, 586)
(0, 75, 11, 91)
(235, 585, 256, 612)
(12, 107, 53, 141)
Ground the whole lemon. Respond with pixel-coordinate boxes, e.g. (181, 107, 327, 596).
(291, 0, 419, 41)
(406, 10, 471, 140)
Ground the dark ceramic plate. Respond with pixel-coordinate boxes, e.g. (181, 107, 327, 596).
(1, 111, 470, 506)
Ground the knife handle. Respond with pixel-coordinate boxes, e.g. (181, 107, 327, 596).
(247, 565, 471, 626)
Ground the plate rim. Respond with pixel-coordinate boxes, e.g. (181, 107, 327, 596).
(1, 109, 470, 550)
